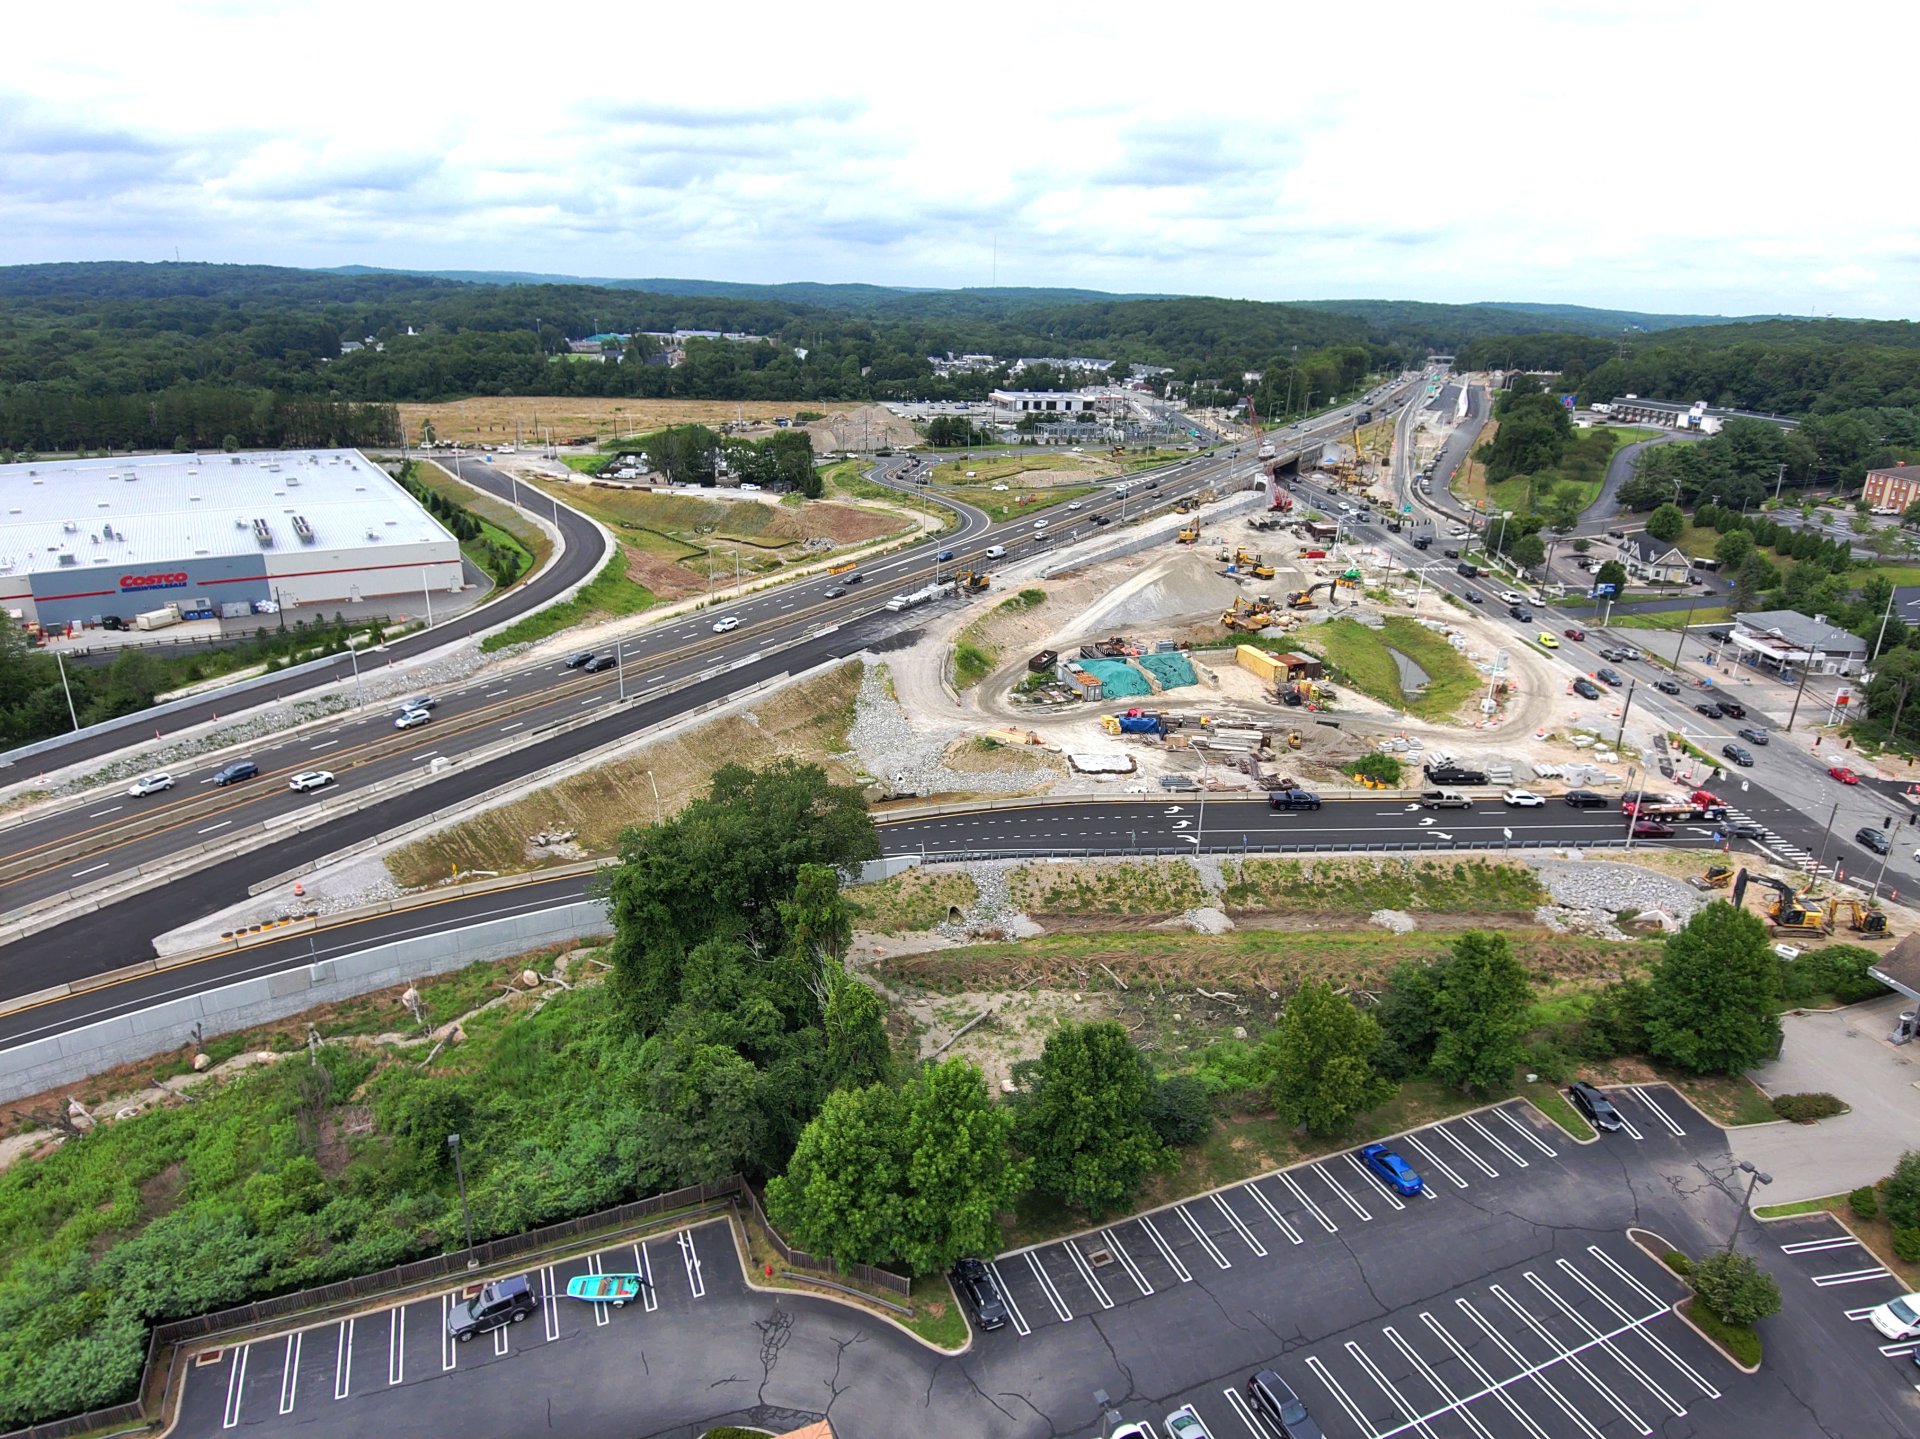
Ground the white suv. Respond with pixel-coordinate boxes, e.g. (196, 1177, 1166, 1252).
(127, 773, 174, 797)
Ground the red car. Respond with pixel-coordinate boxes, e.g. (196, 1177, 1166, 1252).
(1631, 819, 1676, 838)
(1564, 627, 1586, 641)
(1829, 765, 1861, 785)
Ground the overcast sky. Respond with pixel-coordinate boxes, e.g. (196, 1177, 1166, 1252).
(7, 1, 1911, 320)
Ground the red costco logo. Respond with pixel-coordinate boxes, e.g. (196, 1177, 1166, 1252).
(119, 572, 189, 591)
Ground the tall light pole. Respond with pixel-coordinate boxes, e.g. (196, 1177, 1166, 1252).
(1723, 1160, 1772, 1252)
(1784, 661, 1814, 732)
(1614, 679, 1638, 756)
(614, 640, 626, 701)
(420, 568, 435, 627)
(1623, 764, 1640, 850)
(345, 637, 364, 709)
(644, 769, 661, 826)
(52, 649, 80, 733)
(1671, 593, 1701, 670)
(1872, 585, 1899, 661)
(447, 1133, 477, 1268)
(1811, 799, 1841, 880)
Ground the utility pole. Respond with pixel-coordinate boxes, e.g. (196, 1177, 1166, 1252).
(1774, 462, 1787, 503)
(1614, 680, 1637, 755)
(52, 649, 80, 733)
(448, 1133, 477, 1268)
(1785, 662, 1814, 731)
(1812, 799, 1841, 879)
(1670, 593, 1701, 670)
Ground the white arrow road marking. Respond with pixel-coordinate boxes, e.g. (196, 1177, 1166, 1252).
(1419, 817, 1436, 826)
(1171, 820, 1191, 829)
(1435, 832, 1454, 840)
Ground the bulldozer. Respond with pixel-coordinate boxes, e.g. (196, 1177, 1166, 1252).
(1848, 901, 1892, 937)
(1733, 870, 1834, 936)
(1220, 596, 1275, 631)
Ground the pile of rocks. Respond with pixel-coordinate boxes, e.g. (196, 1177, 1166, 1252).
(934, 862, 1041, 941)
(843, 666, 1041, 799)
(1530, 858, 1702, 935)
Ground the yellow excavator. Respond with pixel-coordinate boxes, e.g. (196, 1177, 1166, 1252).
(1221, 596, 1275, 631)
(952, 569, 990, 595)
(1733, 870, 1834, 936)
(1287, 581, 1338, 610)
(1178, 520, 1202, 544)
(1848, 901, 1891, 937)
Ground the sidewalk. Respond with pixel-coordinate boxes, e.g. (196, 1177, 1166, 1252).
(1730, 994, 1920, 1203)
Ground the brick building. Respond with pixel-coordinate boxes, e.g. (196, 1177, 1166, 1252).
(1862, 464, 1920, 513)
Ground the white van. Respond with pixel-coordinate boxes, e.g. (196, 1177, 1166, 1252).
(984, 545, 1007, 559)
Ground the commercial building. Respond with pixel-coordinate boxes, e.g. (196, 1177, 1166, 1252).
(1727, 610, 1867, 676)
(1862, 464, 1920, 513)
(1617, 534, 1692, 585)
(1594, 396, 1798, 434)
(0, 450, 462, 631)
(988, 389, 1100, 417)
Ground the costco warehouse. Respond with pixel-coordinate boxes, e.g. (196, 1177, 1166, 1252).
(0, 450, 463, 631)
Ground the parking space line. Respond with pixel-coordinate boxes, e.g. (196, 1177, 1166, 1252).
(1462, 1113, 1528, 1168)
(1781, 1236, 1864, 1254)
(1064, 1241, 1115, 1309)
(1627, 1086, 1685, 1135)
(1419, 1312, 1555, 1439)
(1451, 1298, 1609, 1439)
(1431, 1124, 1499, 1177)
(586, 1253, 612, 1326)
(1403, 1134, 1468, 1189)
(1242, 1180, 1304, 1244)
(1614, 1111, 1646, 1141)
(1025, 1250, 1074, 1321)
(1211, 1193, 1268, 1255)
(986, 1260, 1031, 1335)
(491, 1323, 509, 1356)
(333, 1320, 352, 1401)
(638, 1241, 659, 1312)
(1383, 1325, 1494, 1439)
(276, 1332, 300, 1414)
(1524, 1272, 1686, 1418)
(1495, 1106, 1557, 1156)
(1312, 1161, 1372, 1221)
(1879, 1341, 1919, 1358)
(1585, 1247, 1667, 1311)
(1274, 1170, 1339, 1232)
(1346, 1341, 1436, 1439)
(541, 1265, 561, 1340)
(1845, 1305, 1881, 1321)
(1556, 1259, 1719, 1399)
(1813, 1266, 1893, 1286)
(1303, 1358, 1382, 1439)
(1176, 1203, 1233, 1268)
(388, 1307, 404, 1386)
(1488, 1284, 1651, 1434)
(1343, 1152, 1407, 1210)
(678, 1228, 705, 1298)
(1137, 1216, 1194, 1282)
(1099, 1228, 1154, 1295)
(221, 1345, 250, 1429)
(440, 1295, 458, 1371)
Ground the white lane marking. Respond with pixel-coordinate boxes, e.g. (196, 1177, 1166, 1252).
(1063, 1240, 1115, 1309)
(70, 862, 110, 878)
(333, 1319, 352, 1400)
(1024, 1250, 1073, 1321)
(198, 820, 233, 834)
(387, 1305, 406, 1386)
(1242, 1179, 1305, 1245)
(1433, 1124, 1499, 1177)
(1780, 1236, 1862, 1254)
(1585, 1247, 1667, 1310)
(1174, 1203, 1232, 1269)
(678, 1228, 705, 1298)
(1383, 1325, 1495, 1439)
(1496, 1106, 1558, 1155)
(1137, 1215, 1193, 1282)
(1345, 1152, 1407, 1211)
(492, 1322, 509, 1357)
(1445, 1297, 1610, 1439)
(89, 805, 124, 816)
(587, 1252, 611, 1326)
(1098, 1228, 1154, 1296)
(414, 750, 438, 762)
(440, 1294, 458, 1371)
(986, 1259, 1031, 1335)
(1211, 1192, 1267, 1255)
(499, 721, 524, 733)
(1813, 1266, 1894, 1286)
(486, 688, 509, 697)
(309, 739, 339, 751)
(648, 673, 667, 682)
(581, 695, 605, 705)
(277, 1331, 301, 1414)
(1880, 1340, 1920, 1358)
(1419, 1312, 1554, 1439)
(1628, 1086, 1686, 1136)
(1462, 1113, 1528, 1167)
(1556, 1258, 1719, 1398)
(1347, 1339, 1441, 1439)
(1313, 1161, 1373, 1221)
(221, 1344, 251, 1428)
(1404, 1133, 1468, 1189)
(1275, 1169, 1339, 1232)
(1524, 1271, 1686, 1418)
(1488, 1283, 1651, 1434)
(638, 1241, 658, 1312)
(541, 1264, 561, 1340)
(1303, 1357, 1382, 1439)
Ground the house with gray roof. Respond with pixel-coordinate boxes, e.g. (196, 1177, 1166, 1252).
(1729, 610, 1868, 675)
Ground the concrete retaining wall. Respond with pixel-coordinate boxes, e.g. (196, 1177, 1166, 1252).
(0, 900, 613, 1102)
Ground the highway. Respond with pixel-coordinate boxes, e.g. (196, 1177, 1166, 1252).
(0, 456, 613, 772)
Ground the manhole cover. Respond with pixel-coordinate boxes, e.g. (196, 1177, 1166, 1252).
(1087, 1247, 1115, 1267)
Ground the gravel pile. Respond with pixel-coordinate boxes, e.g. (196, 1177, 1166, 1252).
(1529, 859, 1702, 930)
(844, 666, 1042, 799)
(933, 861, 1042, 940)
(1370, 908, 1417, 934)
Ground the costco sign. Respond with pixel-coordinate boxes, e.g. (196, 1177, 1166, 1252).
(119, 572, 189, 592)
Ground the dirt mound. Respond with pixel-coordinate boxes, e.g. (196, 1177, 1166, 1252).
(806, 405, 921, 453)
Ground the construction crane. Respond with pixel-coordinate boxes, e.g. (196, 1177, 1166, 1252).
(1245, 396, 1274, 461)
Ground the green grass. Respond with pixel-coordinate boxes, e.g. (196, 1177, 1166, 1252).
(1311, 616, 1484, 721)
(1223, 858, 1547, 915)
(821, 459, 894, 502)
(929, 453, 1095, 486)
(1755, 1193, 1848, 1219)
(479, 547, 654, 651)
(944, 483, 1101, 524)
(1683, 1300, 1763, 1367)
(905, 1273, 971, 1349)
(1614, 606, 1731, 632)
(1523, 1082, 1596, 1140)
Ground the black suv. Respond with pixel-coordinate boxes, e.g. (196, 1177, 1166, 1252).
(1509, 604, 1533, 622)
(583, 653, 617, 673)
(1268, 789, 1321, 811)
(447, 1275, 540, 1342)
(950, 1258, 1008, 1331)
(212, 760, 259, 786)
(1858, 825, 1893, 856)
(1563, 790, 1607, 808)
(1248, 1368, 1324, 1438)
(1572, 678, 1601, 700)
(1568, 1080, 1624, 1133)
(1716, 700, 1747, 719)
(563, 651, 595, 669)
(1595, 667, 1624, 687)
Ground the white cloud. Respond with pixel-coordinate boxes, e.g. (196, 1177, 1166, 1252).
(2, 0, 1913, 318)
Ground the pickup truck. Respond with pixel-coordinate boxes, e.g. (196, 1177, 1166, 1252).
(1420, 789, 1473, 809)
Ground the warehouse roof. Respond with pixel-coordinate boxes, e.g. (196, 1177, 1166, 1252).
(0, 450, 453, 577)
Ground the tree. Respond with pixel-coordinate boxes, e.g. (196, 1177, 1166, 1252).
(1731, 549, 1779, 609)
(1595, 559, 1629, 596)
(1263, 979, 1391, 1136)
(767, 1059, 1026, 1273)
(1428, 931, 1532, 1094)
(1646, 503, 1686, 542)
(1690, 1250, 1781, 1327)
(1017, 1021, 1167, 1216)
(1645, 902, 1782, 1074)
(1509, 532, 1546, 570)
(1884, 1151, 1920, 1230)
(1714, 530, 1754, 570)
(822, 973, 892, 1093)
(1371, 960, 1440, 1079)
(1572, 538, 1592, 555)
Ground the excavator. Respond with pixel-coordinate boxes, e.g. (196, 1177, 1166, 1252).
(1848, 901, 1892, 937)
(1220, 596, 1276, 631)
(1177, 520, 1202, 544)
(1731, 870, 1834, 936)
(952, 568, 990, 595)
(1220, 547, 1278, 581)
(1286, 580, 1339, 610)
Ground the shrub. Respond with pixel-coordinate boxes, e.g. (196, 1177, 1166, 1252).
(1848, 1186, 1879, 1222)
(1664, 1250, 1694, 1277)
(1521, 1039, 1573, 1084)
(1686, 1302, 1763, 1367)
(1145, 1074, 1215, 1147)
(1347, 753, 1404, 786)
(1893, 1227, 1920, 1264)
(1690, 1250, 1781, 1327)
(1186, 1039, 1272, 1102)
(1886, 1151, 1920, 1230)
(1770, 1092, 1846, 1123)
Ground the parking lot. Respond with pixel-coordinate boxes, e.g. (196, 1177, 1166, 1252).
(1768, 1213, 1920, 1386)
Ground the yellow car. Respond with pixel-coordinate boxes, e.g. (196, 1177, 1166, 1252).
(1538, 632, 1560, 649)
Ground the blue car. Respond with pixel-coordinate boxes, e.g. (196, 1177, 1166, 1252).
(1360, 1143, 1423, 1197)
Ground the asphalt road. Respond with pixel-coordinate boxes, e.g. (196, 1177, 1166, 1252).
(0, 457, 613, 772)
(1577, 431, 1691, 533)
(165, 1093, 1920, 1439)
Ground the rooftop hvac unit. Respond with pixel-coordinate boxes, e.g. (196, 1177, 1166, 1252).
(252, 517, 274, 546)
(287, 476, 300, 485)
(366, 529, 380, 541)
(62, 520, 77, 532)
(292, 516, 315, 543)
(231, 456, 243, 465)
(57, 553, 76, 567)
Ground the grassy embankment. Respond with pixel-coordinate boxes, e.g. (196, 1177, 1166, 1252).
(1313, 615, 1484, 722)
(479, 546, 655, 652)
(952, 588, 1047, 688)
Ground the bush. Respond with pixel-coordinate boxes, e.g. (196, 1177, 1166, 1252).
(1347, 753, 1404, 786)
(1146, 1074, 1215, 1147)
(1664, 1250, 1694, 1277)
(1886, 1151, 1920, 1230)
(1894, 1227, 1920, 1264)
(1186, 1039, 1272, 1102)
(1770, 1092, 1846, 1123)
(1521, 1039, 1573, 1084)
(1690, 1250, 1782, 1327)
(1849, 1186, 1880, 1222)
(1686, 1302, 1763, 1367)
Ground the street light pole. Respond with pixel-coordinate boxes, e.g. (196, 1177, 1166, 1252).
(1872, 585, 1899, 661)
(1671, 593, 1701, 670)
(1811, 800, 1841, 880)
(52, 649, 80, 733)
(1785, 662, 1814, 732)
(1614, 680, 1637, 756)
(421, 568, 434, 628)
(1623, 765, 1640, 850)
(447, 1133, 477, 1268)
(1723, 1160, 1773, 1252)
(615, 641, 626, 701)
(345, 638, 364, 709)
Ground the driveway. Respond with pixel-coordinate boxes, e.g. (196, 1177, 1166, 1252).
(1735, 993, 1920, 1201)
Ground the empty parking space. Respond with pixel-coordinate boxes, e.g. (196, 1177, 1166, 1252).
(1771, 1216, 1917, 1365)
